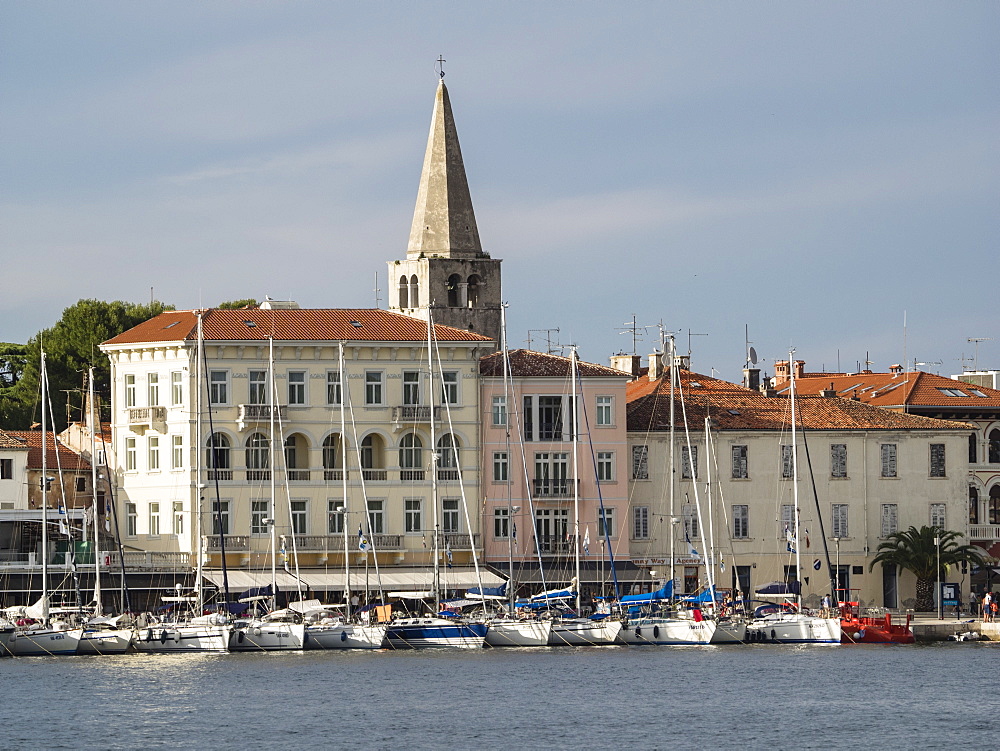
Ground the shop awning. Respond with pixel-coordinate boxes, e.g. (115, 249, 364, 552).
(201, 567, 505, 593)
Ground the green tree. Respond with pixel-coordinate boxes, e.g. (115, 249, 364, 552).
(870, 525, 985, 612)
(217, 299, 258, 309)
(0, 342, 31, 427)
(2, 299, 173, 431)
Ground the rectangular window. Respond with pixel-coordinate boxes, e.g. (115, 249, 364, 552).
(172, 501, 184, 536)
(209, 370, 228, 405)
(492, 451, 508, 482)
(126, 503, 137, 537)
(930, 503, 947, 530)
(598, 507, 615, 538)
(0, 458, 11, 479)
(633, 506, 649, 540)
(148, 436, 160, 470)
(780, 504, 794, 539)
(683, 504, 699, 539)
(491, 396, 507, 426)
(326, 371, 342, 405)
(75, 476, 86, 493)
(493, 507, 510, 539)
(781, 444, 793, 479)
(404, 498, 422, 533)
(534, 452, 569, 496)
(682, 445, 698, 480)
(632, 445, 649, 480)
(288, 371, 306, 405)
(538, 395, 566, 440)
(442, 498, 461, 533)
(441, 371, 459, 405)
(522, 396, 533, 441)
(148, 502, 160, 536)
(171, 435, 183, 469)
(402, 370, 421, 405)
(148, 373, 160, 406)
(367, 499, 385, 534)
(596, 396, 613, 426)
(251, 500, 269, 535)
(832, 504, 849, 538)
(212, 500, 230, 536)
(930, 443, 946, 477)
(881, 503, 898, 538)
(249, 370, 267, 405)
(291, 500, 307, 535)
(125, 374, 136, 407)
(732, 445, 748, 479)
(831, 444, 847, 478)
(171, 371, 183, 405)
(733, 505, 749, 539)
(881, 444, 897, 478)
(365, 371, 383, 405)
(327, 501, 345, 534)
(596, 451, 614, 482)
(125, 438, 137, 471)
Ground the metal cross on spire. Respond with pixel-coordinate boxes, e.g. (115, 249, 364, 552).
(436, 55, 446, 79)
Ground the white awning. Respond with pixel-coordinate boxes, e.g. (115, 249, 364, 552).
(202, 567, 505, 592)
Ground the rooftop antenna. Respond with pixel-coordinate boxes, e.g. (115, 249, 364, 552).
(687, 329, 708, 363)
(436, 55, 446, 79)
(373, 272, 382, 309)
(744, 324, 757, 369)
(527, 328, 560, 355)
(959, 352, 976, 372)
(967, 338, 992, 372)
(616, 315, 655, 356)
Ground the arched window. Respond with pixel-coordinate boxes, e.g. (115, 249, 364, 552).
(246, 433, 269, 470)
(322, 434, 342, 469)
(447, 273, 461, 307)
(360, 435, 385, 480)
(437, 434, 460, 468)
(467, 275, 482, 307)
(970, 433, 978, 464)
(206, 433, 231, 479)
(398, 275, 409, 309)
(409, 275, 420, 308)
(989, 429, 1000, 464)
(970, 486, 980, 525)
(399, 433, 423, 469)
(990, 485, 1000, 525)
(283, 433, 308, 470)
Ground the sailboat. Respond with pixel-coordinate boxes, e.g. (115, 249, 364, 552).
(546, 348, 621, 647)
(385, 312, 488, 649)
(134, 311, 232, 653)
(6, 351, 84, 656)
(745, 350, 840, 645)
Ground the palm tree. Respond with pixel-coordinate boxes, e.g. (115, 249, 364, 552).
(870, 526, 986, 612)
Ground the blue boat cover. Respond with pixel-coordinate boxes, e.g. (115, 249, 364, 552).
(465, 582, 507, 598)
(619, 580, 673, 604)
(755, 581, 801, 595)
(677, 586, 721, 604)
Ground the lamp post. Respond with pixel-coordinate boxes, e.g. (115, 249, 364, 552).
(934, 534, 942, 620)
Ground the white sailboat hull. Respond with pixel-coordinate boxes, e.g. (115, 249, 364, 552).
(710, 620, 747, 644)
(7, 627, 84, 656)
(549, 618, 622, 646)
(305, 623, 386, 650)
(485, 619, 552, 647)
(620, 617, 715, 645)
(0, 624, 14, 656)
(134, 623, 232, 653)
(746, 613, 841, 644)
(77, 630, 134, 654)
(230, 621, 306, 651)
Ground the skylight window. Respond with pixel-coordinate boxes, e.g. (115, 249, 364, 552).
(937, 387, 969, 397)
(970, 389, 988, 398)
(727, 409, 740, 415)
(689, 381, 702, 388)
(350, 321, 363, 328)
(243, 321, 257, 328)
(838, 383, 864, 395)
(163, 321, 179, 329)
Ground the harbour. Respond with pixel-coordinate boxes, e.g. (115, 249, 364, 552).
(3, 643, 995, 750)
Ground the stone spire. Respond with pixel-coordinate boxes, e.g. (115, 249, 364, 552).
(406, 79, 483, 259)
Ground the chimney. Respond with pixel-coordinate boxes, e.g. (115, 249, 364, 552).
(648, 351, 663, 381)
(821, 382, 837, 398)
(743, 368, 761, 391)
(793, 360, 805, 379)
(773, 360, 790, 386)
(889, 363, 903, 374)
(609, 353, 642, 378)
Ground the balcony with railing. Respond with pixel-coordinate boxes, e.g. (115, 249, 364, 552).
(536, 535, 576, 555)
(437, 469, 460, 481)
(532, 478, 579, 499)
(362, 469, 388, 481)
(127, 406, 167, 432)
(969, 524, 1000, 541)
(287, 470, 311, 482)
(121, 551, 192, 570)
(434, 533, 480, 550)
(293, 534, 404, 552)
(237, 404, 288, 429)
(323, 469, 347, 481)
(391, 405, 441, 426)
(246, 470, 271, 482)
(205, 535, 251, 551)
(207, 469, 233, 481)
(400, 469, 425, 481)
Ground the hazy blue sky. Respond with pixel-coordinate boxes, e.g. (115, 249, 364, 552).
(2, 2, 996, 381)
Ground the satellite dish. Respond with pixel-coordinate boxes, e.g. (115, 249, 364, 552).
(749, 347, 758, 365)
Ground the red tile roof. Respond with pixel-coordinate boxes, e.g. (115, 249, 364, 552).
(627, 370, 973, 433)
(2, 431, 91, 471)
(790, 370, 1000, 410)
(101, 309, 493, 347)
(480, 349, 629, 378)
(0, 430, 29, 450)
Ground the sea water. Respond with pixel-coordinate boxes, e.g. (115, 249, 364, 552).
(0, 644, 993, 750)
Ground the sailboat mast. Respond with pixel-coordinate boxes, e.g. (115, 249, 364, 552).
(88, 368, 103, 616)
(427, 312, 440, 611)
(40, 350, 50, 625)
(338, 342, 351, 618)
(500, 304, 515, 612)
(269, 336, 277, 610)
(789, 350, 803, 609)
(571, 347, 581, 613)
(194, 312, 204, 613)
(667, 334, 676, 597)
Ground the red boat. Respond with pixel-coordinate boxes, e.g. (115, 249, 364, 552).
(839, 601, 914, 644)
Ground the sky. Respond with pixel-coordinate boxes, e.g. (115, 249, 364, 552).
(2, 1, 997, 383)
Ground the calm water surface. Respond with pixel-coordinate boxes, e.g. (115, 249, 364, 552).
(1, 643, 995, 750)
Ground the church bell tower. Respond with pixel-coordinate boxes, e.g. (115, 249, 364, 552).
(388, 76, 502, 346)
